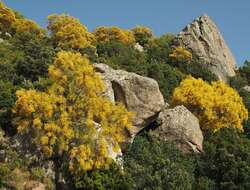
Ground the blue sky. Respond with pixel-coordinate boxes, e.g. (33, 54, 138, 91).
(4, 0, 250, 65)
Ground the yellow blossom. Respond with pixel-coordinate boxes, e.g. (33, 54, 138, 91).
(172, 76, 248, 131)
(13, 51, 133, 175)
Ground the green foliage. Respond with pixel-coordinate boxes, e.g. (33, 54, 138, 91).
(195, 128, 250, 190)
(96, 41, 184, 100)
(178, 60, 218, 83)
(97, 41, 149, 76)
(1, 3, 250, 190)
(124, 135, 195, 190)
(132, 25, 153, 47)
(147, 63, 184, 99)
(0, 33, 55, 85)
(239, 60, 250, 84)
(73, 163, 133, 190)
(0, 42, 23, 83)
(146, 34, 175, 63)
(0, 80, 17, 133)
(230, 75, 248, 90)
(0, 141, 28, 189)
(10, 33, 55, 82)
(239, 89, 250, 135)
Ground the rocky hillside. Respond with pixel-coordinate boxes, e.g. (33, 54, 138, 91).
(176, 14, 236, 82)
(1, 2, 250, 190)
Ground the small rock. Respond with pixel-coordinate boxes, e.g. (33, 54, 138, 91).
(243, 85, 250, 92)
(134, 42, 144, 52)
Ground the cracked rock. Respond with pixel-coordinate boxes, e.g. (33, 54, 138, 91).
(94, 63, 165, 137)
(176, 14, 236, 82)
(150, 105, 203, 153)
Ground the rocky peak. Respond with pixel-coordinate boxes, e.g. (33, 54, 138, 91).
(177, 14, 236, 82)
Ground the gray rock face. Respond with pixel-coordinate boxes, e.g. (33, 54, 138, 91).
(177, 14, 236, 82)
(150, 105, 203, 153)
(94, 63, 165, 136)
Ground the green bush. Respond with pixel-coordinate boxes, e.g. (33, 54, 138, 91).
(11, 33, 55, 82)
(96, 40, 185, 100)
(230, 75, 248, 90)
(0, 80, 17, 134)
(124, 135, 195, 190)
(239, 60, 250, 84)
(178, 60, 218, 83)
(0, 42, 23, 83)
(147, 62, 184, 99)
(194, 128, 250, 190)
(97, 41, 149, 76)
(239, 89, 250, 135)
(146, 34, 175, 64)
(73, 163, 133, 190)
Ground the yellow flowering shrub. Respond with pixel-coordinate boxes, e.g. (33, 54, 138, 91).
(93, 26, 135, 45)
(0, 2, 15, 31)
(132, 25, 153, 46)
(169, 46, 192, 62)
(12, 18, 45, 36)
(13, 51, 133, 174)
(0, 2, 44, 35)
(172, 76, 248, 131)
(47, 14, 95, 50)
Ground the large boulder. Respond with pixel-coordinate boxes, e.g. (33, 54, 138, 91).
(176, 14, 236, 82)
(150, 105, 203, 153)
(94, 63, 165, 136)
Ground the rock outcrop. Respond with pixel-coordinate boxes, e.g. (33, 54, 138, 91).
(150, 105, 203, 153)
(176, 14, 236, 82)
(94, 63, 165, 136)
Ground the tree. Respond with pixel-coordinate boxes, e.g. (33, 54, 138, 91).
(177, 60, 218, 83)
(124, 135, 195, 190)
(146, 33, 175, 63)
(194, 128, 250, 190)
(147, 63, 184, 100)
(93, 26, 135, 45)
(12, 18, 45, 36)
(97, 41, 149, 76)
(0, 80, 17, 134)
(239, 60, 250, 84)
(169, 46, 192, 63)
(73, 163, 133, 190)
(229, 75, 248, 91)
(11, 32, 55, 82)
(13, 51, 133, 180)
(0, 2, 44, 37)
(47, 14, 95, 50)
(239, 89, 250, 136)
(172, 76, 248, 131)
(0, 2, 15, 33)
(132, 25, 153, 47)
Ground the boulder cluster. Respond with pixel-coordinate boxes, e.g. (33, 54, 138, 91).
(94, 64, 204, 154)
